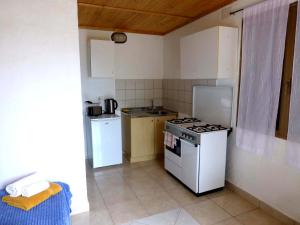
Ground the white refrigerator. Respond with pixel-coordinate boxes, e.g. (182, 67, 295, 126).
(86, 115, 122, 168)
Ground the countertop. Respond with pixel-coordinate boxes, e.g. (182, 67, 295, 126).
(88, 114, 120, 120)
(121, 107, 177, 118)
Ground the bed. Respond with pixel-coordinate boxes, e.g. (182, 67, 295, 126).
(0, 182, 72, 225)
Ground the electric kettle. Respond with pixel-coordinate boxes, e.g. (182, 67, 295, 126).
(104, 98, 118, 114)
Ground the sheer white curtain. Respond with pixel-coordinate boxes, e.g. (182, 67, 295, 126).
(236, 0, 289, 155)
(287, 2, 300, 169)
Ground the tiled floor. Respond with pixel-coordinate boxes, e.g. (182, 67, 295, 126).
(71, 159, 286, 225)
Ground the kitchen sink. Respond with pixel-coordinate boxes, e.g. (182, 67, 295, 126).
(147, 110, 168, 115)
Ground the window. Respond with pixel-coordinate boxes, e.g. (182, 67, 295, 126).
(276, 3, 298, 139)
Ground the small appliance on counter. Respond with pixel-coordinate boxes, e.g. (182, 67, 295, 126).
(85, 101, 103, 116)
(104, 98, 118, 114)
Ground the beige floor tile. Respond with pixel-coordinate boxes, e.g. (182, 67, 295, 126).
(107, 200, 148, 225)
(93, 165, 122, 177)
(175, 209, 201, 225)
(136, 208, 181, 225)
(131, 182, 165, 198)
(71, 209, 114, 225)
(119, 167, 149, 180)
(206, 189, 233, 199)
(211, 192, 257, 216)
(184, 199, 232, 225)
(168, 186, 208, 206)
(147, 168, 170, 180)
(236, 209, 285, 225)
(142, 164, 165, 174)
(86, 181, 106, 211)
(154, 174, 182, 190)
(88, 192, 107, 211)
(138, 189, 179, 215)
(95, 174, 127, 192)
(101, 185, 138, 206)
(126, 176, 160, 190)
(215, 218, 242, 225)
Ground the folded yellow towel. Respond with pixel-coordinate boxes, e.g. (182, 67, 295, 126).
(2, 182, 62, 211)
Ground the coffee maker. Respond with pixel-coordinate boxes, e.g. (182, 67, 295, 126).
(104, 98, 118, 114)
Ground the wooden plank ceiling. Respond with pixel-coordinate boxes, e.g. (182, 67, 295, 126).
(77, 0, 235, 35)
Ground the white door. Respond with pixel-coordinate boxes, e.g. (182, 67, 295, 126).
(181, 139, 200, 193)
(91, 118, 122, 168)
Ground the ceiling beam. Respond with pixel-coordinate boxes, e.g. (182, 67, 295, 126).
(78, 2, 193, 19)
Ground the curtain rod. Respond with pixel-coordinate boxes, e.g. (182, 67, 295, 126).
(230, 0, 298, 15)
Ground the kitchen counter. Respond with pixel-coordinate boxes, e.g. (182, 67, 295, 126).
(121, 107, 177, 118)
(88, 114, 120, 120)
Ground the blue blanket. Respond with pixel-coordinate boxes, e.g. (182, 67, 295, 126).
(0, 182, 72, 225)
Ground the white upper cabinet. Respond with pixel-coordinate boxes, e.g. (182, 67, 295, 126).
(90, 39, 114, 78)
(180, 26, 238, 79)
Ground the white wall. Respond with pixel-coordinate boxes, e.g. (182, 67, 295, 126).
(164, 0, 300, 222)
(0, 0, 88, 214)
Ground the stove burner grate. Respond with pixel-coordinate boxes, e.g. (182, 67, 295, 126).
(187, 124, 227, 133)
(168, 118, 201, 124)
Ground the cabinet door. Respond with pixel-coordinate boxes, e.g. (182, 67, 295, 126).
(131, 117, 155, 158)
(90, 40, 114, 78)
(155, 115, 177, 155)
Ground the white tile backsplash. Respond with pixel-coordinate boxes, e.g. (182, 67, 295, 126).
(116, 90, 125, 101)
(126, 80, 135, 89)
(125, 100, 136, 108)
(116, 78, 211, 112)
(116, 79, 163, 109)
(154, 79, 162, 89)
(145, 79, 154, 90)
(135, 99, 145, 107)
(145, 89, 154, 100)
(135, 90, 145, 99)
(125, 90, 135, 100)
(135, 80, 145, 90)
(154, 89, 162, 99)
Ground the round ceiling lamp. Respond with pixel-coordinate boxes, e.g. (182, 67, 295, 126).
(111, 32, 127, 44)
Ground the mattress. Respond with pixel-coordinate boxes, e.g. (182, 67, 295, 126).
(0, 182, 72, 225)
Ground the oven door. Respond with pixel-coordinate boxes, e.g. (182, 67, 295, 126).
(164, 137, 182, 179)
(181, 139, 200, 193)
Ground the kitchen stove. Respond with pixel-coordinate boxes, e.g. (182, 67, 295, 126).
(164, 117, 229, 195)
(164, 86, 232, 195)
(165, 118, 228, 145)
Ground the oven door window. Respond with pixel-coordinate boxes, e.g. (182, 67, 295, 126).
(166, 138, 181, 157)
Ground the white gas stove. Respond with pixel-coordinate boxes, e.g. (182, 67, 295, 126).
(164, 86, 233, 195)
(165, 118, 228, 145)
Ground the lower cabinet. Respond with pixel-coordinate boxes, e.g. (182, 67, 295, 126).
(122, 114, 176, 163)
(131, 117, 155, 162)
